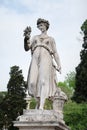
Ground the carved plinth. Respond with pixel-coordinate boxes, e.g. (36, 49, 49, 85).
(13, 109, 70, 130)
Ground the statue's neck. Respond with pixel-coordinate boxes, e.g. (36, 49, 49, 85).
(40, 31, 48, 38)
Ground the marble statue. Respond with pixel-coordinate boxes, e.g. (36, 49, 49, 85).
(13, 18, 70, 130)
(24, 18, 61, 110)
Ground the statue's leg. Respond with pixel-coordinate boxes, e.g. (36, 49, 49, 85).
(39, 96, 45, 110)
(38, 52, 51, 110)
(28, 58, 38, 97)
(39, 81, 49, 110)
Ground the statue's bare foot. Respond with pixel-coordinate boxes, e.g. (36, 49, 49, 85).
(39, 106, 44, 110)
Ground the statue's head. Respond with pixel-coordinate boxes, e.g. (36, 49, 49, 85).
(37, 18, 50, 30)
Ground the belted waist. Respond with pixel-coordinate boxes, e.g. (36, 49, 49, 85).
(31, 44, 54, 55)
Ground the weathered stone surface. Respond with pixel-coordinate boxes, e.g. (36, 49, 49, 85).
(14, 109, 70, 130)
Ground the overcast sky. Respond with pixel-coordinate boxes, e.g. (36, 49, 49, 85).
(0, 0, 87, 91)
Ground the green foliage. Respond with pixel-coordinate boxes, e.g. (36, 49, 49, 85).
(0, 65, 27, 130)
(58, 71, 75, 99)
(0, 92, 7, 103)
(73, 19, 87, 103)
(30, 98, 53, 110)
(0, 109, 4, 130)
(81, 19, 87, 35)
(65, 71, 76, 89)
(0, 92, 8, 130)
(44, 99, 53, 110)
(30, 98, 36, 109)
(58, 82, 73, 99)
(64, 101, 87, 130)
(7, 66, 26, 96)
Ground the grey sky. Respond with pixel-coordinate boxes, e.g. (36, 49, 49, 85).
(0, 0, 87, 91)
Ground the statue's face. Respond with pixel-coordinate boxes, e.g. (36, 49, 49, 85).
(37, 23, 47, 32)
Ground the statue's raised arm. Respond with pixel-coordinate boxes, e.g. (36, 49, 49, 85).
(23, 26, 32, 51)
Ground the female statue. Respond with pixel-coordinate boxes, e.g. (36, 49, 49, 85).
(24, 18, 61, 110)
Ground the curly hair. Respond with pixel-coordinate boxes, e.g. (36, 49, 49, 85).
(37, 18, 50, 30)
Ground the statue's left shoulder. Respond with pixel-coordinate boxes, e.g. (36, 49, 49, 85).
(48, 36, 55, 44)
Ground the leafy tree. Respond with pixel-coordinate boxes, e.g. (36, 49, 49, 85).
(64, 101, 87, 130)
(65, 71, 76, 89)
(73, 19, 87, 103)
(58, 82, 73, 99)
(0, 66, 26, 130)
(58, 71, 75, 99)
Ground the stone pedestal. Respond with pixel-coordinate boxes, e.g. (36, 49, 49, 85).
(14, 109, 70, 130)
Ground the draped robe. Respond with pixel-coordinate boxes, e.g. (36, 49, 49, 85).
(27, 35, 60, 99)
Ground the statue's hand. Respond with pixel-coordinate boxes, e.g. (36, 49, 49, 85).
(53, 64, 61, 74)
(23, 26, 31, 40)
(25, 33, 30, 40)
(57, 66, 61, 74)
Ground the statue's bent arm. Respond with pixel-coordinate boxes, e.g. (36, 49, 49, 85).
(52, 38, 61, 73)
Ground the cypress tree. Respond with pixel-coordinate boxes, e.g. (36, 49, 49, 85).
(73, 20, 87, 103)
(0, 66, 26, 130)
